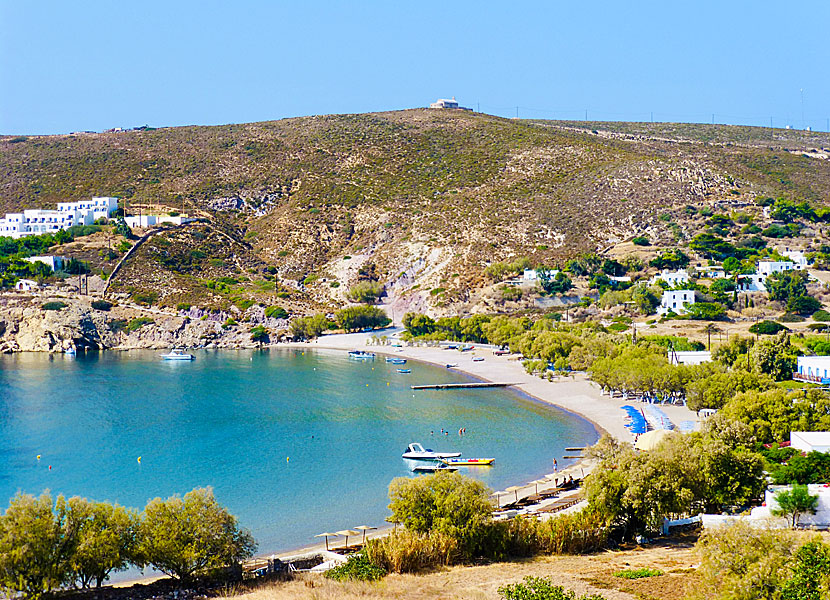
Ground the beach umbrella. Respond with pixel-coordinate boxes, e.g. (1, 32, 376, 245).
(634, 429, 675, 452)
(504, 485, 523, 503)
(336, 529, 360, 549)
(531, 478, 550, 494)
(314, 532, 339, 551)
(354, 525, 377, 544)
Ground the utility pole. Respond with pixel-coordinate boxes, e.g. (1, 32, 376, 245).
(477, 101, 480, 113)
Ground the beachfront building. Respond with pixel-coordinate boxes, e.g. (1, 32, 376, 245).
(0, 197, 118, 239)
(657, 290, 695, 316)
(649, 269, 690, 287)
(668, 350, 712, 366)
(23, 256, 65, 272)
(702, 485, 830, 530)
(758, 260, 796, 277)
(793, 355, 830, 384)
(791, 431, 830, 454)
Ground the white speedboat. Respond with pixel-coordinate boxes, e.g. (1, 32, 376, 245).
(348, 350, 375, 360)
(402, 442, 461, 460)
(161, 348, 195, 361)
(412, 462, 458, 473)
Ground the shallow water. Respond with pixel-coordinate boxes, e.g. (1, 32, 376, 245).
(0, 348, 597, 555)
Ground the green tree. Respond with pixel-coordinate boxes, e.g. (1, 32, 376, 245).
(387, 472, 492, 556)
(767, 270, 808, 303)
(347, 281, 384, 304)
(0, 493, 80, 599)
(113, 218, 132, 238)
(686, 370, 774, 412)
(781, 541, 830, 600)
(787, 295, 821, 317)
(402, 312, 436, 337)
(720, 388, 830, 444)
(772, 485, 819, 528)
(249, 325, 269, 345)
(67, 498, 137, 589)
(335, 305, 391, 332)
(136, 487, 256, 583)
(289, 313, 331, 340)
(749, 332, 799, 381)
(538, 270, 573, 295)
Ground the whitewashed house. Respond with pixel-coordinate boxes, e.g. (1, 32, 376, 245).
(56, 196, 118, 222)
(794, 356, 830, 384)
(649, 269, 690, 287)
(782, 249, 809, 270)
(791, 431, 830, 454)
(668, 350, 712, 365)
(14, 279, 38, 292)
(657, 290, 696, 316)
(736, 273, 767, 293)
(758, 261, 796, 277)
(694, 265, 726, 279)
(23, 255, 65, 271)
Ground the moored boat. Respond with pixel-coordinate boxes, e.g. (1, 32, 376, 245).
(161, 348, 195, 361)
(412, 462, 458, 473)
(348, 350, 376, 360)
(442, 457, 495, 466)
(396, 368, 411, 374)
(402, 442, 461, 460)
(385, 357, 407, 364)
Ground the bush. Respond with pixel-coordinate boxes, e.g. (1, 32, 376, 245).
(126, 317, 154, 332)
(685, 302, 727, 321)
(335, 305, 390, 332)
(42, 301, 67, 311)
(631, 236, 650, 246)
(131, 291, 158, 306)
(812, 310, 830, 322)
(176, 303, 191, 311)
(264, 306, 288, 319)
(787, 295, 821, 317)
(347, 281, 384, 303)
(249, 325, 268, 344)
(324, 552, 386, 581)
(499, 577, 608, 600)
(614, 568, 663, 579)
(91, 300, 112, 311)
(749, 320, 788, 335)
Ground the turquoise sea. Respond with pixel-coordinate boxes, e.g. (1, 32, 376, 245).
(0, 349, 597, 556)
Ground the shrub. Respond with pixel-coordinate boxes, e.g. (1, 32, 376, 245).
(126, 317, 154, 332)
(65, 258, 90, 275)
(614, 568, 663, 579)
(499, 577, 608, 600)
(250, 325, 268, 344)
(632, 236, 650, 246)
(42, 301, 67, 311)
(131, 291, 158, 306)
(264, 306, 288, 319)
(347, 281, 384, 303)
(812, 310, 830, 322)
(325, 552, 386, 581)
(176, 303, 191, 311)
(91, 300, 112, 311)
(787, 295, 821, 317)
(364, 530, 460, 574)
(749, 320, 788, 335)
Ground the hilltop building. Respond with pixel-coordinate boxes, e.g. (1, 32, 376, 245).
(758, 260, 796, 277)
(123, 214, 195, 228)
(649, 269, 690, 287)
(657, 290, 695, 316)
(429, 97, 472, 111)
(781, 249, 809, 269)
(0, 197, 118, 239)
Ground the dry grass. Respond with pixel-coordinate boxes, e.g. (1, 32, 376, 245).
(233, 536, 699, 600)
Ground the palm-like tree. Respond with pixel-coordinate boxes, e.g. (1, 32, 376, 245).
(702, 323, 721, 351)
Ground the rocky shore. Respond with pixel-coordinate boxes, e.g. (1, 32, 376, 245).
(0, 292, 290, 353)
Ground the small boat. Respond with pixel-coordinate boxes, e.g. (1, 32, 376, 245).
(443, 457, 495, 466)
(412, 463, 458, 473)
(64, 348, 76, 356)
(472, 356, 485, 362)
(385, 357, 407, 364)
(161, 348, 195, 361)
(446, 363, 459, 369)
(402, 442, 461, 460)
(396, 368, 411, 374)
(348, 350, 375, 360)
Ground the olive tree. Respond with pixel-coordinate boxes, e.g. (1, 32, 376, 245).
(136, 487, 256, 582)
(772, 485, 819, 528)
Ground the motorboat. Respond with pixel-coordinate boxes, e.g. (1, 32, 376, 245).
(396, 368, 411, 374)
(385, 357, 407, 364)
(348, 350, 375, 360)
(64, 347, 76, 356)
(446, 363, 459, 369)
(443, 457, 495, 466)
(412, 463, 458, 473)
(402, 442, 461, 460)
(472, 356, 485, 362)
(161, 348, 195, 361)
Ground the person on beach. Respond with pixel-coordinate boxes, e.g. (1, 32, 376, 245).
(552, 458, 557, 471)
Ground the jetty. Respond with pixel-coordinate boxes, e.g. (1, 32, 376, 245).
(410, 382, 517, 390)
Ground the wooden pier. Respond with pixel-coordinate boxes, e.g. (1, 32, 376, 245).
(410, 382, 518, 390)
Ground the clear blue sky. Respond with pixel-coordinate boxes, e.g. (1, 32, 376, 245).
(2, 1, 828, 135)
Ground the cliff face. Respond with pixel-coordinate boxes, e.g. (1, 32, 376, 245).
(0, 296, 286, 353)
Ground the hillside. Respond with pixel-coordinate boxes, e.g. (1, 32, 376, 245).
(1, 110, 829, 315)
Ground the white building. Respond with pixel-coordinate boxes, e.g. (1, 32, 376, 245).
(657, 290, 695, 316)
(758, 261, 796, 277)
(430, 97, 459, 109)
(782, 249, 809, 270)
(649, 269, 690, 287)
(15, 279, 38, 292)
(23, 256, 65, 271)
(702, 484, 830, 530)
(736, 273, 767, 293)
(694, 265, 726, 279)
(791, 431, 830, 454)
(124, 215, 196, 228)
(0, 197, 118, 239)
(794, 356, 830, 384)
(668, 350, 712, 366)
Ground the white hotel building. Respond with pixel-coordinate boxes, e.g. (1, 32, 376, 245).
(0, 197, 118, 239)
